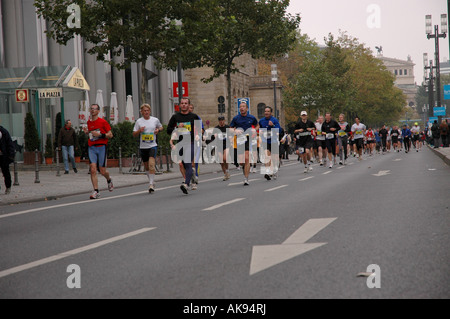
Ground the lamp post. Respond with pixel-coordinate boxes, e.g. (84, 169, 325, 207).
(423, 53, 435, 120)
(271, 64, 278, 119)
(175, 20, 183, 105)
(426, 14, 448, 122)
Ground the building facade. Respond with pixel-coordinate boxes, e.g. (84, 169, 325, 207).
(377, 55, 418, 108)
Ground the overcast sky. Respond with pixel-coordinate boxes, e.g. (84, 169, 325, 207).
(287, 0, 449, 84)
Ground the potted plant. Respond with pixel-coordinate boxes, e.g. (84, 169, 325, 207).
(107, 121, 138, 167)
(76, 128, 89, 161)
(23, 112, 41, 165)
(44, 136, 54, 164)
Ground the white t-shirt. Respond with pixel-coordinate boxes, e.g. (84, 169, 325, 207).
(315, 122, 325, 140)
(133, 116, 163, 149)
(351, 123, 366, 139)
(411, 126, 420, 136)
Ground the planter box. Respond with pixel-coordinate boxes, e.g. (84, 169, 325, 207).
(106, 158, 119, 167)
(45, 157, 53, 165)
(23, 151, 42, 165)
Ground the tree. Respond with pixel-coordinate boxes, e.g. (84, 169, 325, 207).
(24, 112, 40, 152)
(186, 0, 301, 121)
(34, 0, 202, 104)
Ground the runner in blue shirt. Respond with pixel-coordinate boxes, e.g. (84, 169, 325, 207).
(230, 102, 259, 185)
(259, 106, 281, 180)
(401, 124, 412, 153)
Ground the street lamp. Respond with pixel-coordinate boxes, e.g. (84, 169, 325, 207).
(271, 64, 278, 119)
(175, 19, 183, 105)
(424, 54, 435, 119)
(426, 14, 447, 122)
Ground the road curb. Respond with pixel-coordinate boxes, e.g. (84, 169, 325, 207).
(427, 145, 450, 166)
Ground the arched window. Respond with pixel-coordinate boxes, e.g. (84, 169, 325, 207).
(257, 103, 266, 118)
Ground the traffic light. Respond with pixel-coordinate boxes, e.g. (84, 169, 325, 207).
(218, 103, 225, 113)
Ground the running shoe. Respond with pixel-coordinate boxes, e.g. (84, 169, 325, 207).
(223, 173, 230, 181)
(304, 167, 308, 173)
(329, 162, 333, 168)
(264, 174, 271, 180)
(5, 187, 11, 195)
(107, 179, 114, 192)
(149, 184, 155, 193)
(90, 191, 100, 199)
(180, 183, 189, 194)
(191, 183, 197, 190)
(244, 179, 249, 186)
(308, 165, 313, 171)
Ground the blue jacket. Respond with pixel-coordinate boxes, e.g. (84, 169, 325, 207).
(401, 128, 411, 138)
(259, 116, 281, 144)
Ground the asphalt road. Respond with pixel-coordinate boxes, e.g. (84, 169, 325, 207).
(0, 147, 449, 300)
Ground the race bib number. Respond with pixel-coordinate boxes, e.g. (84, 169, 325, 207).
(178, 122, 192, 132)
(326, 133, 335, 139)
(237, 135, 247, 145)
(392, 133, 398, 137)
(251, 139, 257, 146)
(89, 129, 101, 142)
(338, 130, 347, 137)
(298, 147, 305, 153)
(355, 130, 362, 135)
(317, 130, 322, 136)
(142, 132, 154, 143)
(263, 131, 272, 139)
(217, 133, 227, 140)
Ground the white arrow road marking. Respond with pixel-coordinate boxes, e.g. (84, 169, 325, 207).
(264, 185, 288, 192)
(203, 198, 245, 211)
(372, 170, 391, 177)
(249, 218, 337, 275)
(0, 227, 155, 279)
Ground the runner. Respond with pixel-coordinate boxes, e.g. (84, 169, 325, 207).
(351, 116, 366, 161)
(132, 103, 163, 193)
(167, 97, 202, 194)
(211, 116, 231, 181)
(259, 106, 281, 181)
(230, 102, 259, 186)
(83, 103, 114, 199)
(337, 113, 351, 165)
(411, 122, 421, 151)
(378, 124, 388, 153)
(322, 112, 341, 168)
(390, 125, 401, 152)
(294, 111, 315, 173)
(374, 128, 381, 154)
(314, 116, 327, 166)
(401, 124, 411, 153)
(365, 127, 375, 156)
(189, 103, 204, 190)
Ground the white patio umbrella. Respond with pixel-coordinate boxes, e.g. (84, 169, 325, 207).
(110, 92, 119, 125)
(95, 89, 105, 119)
(79, 90, 90, 125)
(125, 95, 135, 122)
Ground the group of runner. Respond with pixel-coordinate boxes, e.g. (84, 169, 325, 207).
(82, 99, 425, 198)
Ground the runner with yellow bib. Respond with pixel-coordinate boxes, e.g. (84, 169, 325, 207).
(133, 103, 163, 193)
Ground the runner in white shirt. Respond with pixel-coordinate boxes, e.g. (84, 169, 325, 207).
(314, 116, 327, 166)
(411, 123, 421, 151)
(133, 104, 163, 193)
(351, 116, 366, 161)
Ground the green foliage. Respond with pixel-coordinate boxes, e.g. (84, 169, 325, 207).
(76, 128, 88, 159)
(284, 31, 406, 127)
(108, 121, 138, 159)
(24, 112, 41, 152)
(44, 136, 54, 158)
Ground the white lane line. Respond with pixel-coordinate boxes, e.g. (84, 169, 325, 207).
(298, 176, 314, 181)
(264, 185, 288, 192)
(203, 198, 245, 211)
(228, 179, 260, 186)
(0, 227, 155, 279)
(336, 166, 344, 169)
(322, 171, 332, 175)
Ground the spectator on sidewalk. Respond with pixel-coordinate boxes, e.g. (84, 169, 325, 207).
(58, 119, 79, 174)
(0, 125, 16, 195)
(431, 120, 440, 148)
(439, 119, 448, 147)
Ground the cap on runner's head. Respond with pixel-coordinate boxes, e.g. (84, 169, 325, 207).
(218, 116, 225, 120)
(414, 122, 418, 125)
(301, 111, 307, 116)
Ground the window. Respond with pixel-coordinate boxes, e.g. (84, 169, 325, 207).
(257, 103, 266, 118)
(404, 69, 407, 75)
(394, 70, 398, 76)
(399, 69, 402, 75)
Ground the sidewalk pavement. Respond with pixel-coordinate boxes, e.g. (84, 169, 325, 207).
(428, 145, 450, 167)
(0, 161, 232, 206)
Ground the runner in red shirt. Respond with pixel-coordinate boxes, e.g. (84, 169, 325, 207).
(83, 103, 114, 199)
